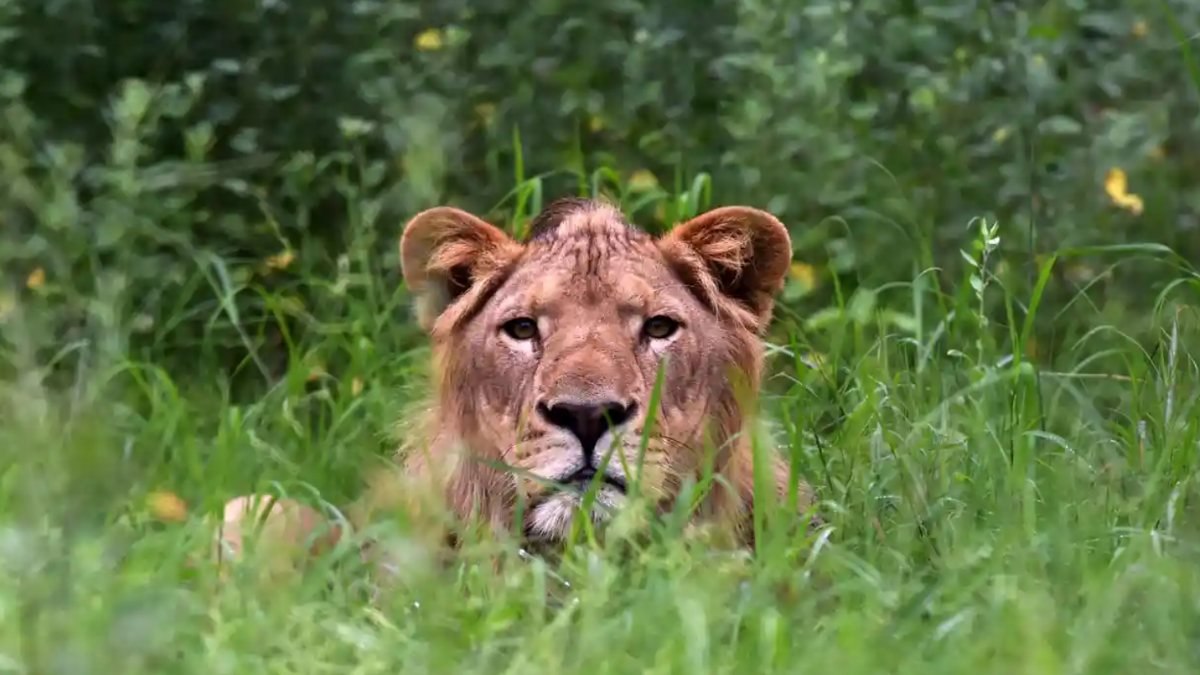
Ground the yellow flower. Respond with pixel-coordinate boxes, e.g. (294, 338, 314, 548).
(350, 377, 364, 397)
(25, 267, 45, 290)
(992, 126, 1011, 144)
(414, 28, 444, 52)
(474, 102, 496, 125)
(587, 115, 606, 133)
(628, 169, 658, 192)
(654, 202, 668, 224)
(1104, 167, 1144, 215)
(306, 362, 326, 382)
(264, 249, 295, 271)
(788, 262, 819, 291)
(1106, 167, 1129, 195)
(1132, 19, 1148, 38)
(147, 490, 188, 523)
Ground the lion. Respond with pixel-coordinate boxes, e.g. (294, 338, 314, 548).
(216, 197, 819, 576)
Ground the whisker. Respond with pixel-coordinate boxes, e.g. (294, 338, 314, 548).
(657, 435, 695, 453)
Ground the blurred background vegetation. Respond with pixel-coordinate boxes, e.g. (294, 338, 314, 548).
(3, 3, 1200, 671)
(1, 0, 1198, 387)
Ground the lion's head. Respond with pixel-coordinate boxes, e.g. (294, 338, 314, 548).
(395, 197, 813, 546)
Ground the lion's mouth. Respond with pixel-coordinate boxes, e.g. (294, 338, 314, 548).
(561, 467, 627, 494)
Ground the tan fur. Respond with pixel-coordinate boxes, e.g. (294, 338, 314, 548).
(217, 198, 819, 573)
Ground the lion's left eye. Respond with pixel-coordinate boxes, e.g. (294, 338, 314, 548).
(643, 315, 680, 340)
(502, 318, 539, 340)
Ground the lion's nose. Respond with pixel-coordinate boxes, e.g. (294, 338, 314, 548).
(538, 400, 636, 455)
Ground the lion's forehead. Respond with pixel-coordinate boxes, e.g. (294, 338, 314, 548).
(528, 218, 651, 271)
(500, 228, 679, 314)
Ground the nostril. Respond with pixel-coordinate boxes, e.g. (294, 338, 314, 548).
(538, 402, 575, 431)
(600, 401, 636, 428)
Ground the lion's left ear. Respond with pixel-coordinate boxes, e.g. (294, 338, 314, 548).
(400, 207, 522, 331)
(658, 206, 792, 329)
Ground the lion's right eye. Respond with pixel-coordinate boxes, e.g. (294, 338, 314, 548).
(643, 315, 680, 340)
(502, 318, 539, 340)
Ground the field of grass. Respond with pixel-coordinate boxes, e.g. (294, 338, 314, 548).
(2, 174, 1199, 675)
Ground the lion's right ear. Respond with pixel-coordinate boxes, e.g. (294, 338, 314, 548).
(400, 207, 521, 331)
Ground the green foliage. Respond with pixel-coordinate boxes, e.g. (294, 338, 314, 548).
(3, 0, 1199, 382)
(3, 1, 1200, 672)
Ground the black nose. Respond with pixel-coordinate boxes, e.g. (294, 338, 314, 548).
(538, 400, 636, 454)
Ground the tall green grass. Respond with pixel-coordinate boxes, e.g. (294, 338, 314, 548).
(2, 168, 1199, 675)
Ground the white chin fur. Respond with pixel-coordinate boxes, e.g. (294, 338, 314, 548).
(526, 487, 625, 540)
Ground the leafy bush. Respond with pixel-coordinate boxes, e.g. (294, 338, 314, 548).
(1, 0, 1198, 385)
(5, 5, 1200, 671)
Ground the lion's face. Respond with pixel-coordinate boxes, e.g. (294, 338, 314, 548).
(452, 218, 752, 540)
(400, 198, 793, 543)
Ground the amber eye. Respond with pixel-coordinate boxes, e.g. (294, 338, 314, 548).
(643, 315, 680, 340)
(502, 318, 539, 340)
